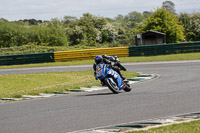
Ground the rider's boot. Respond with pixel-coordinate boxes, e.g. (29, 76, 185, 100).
(112, 66, 129, 83)
(118, 63, 127, 71)
(118, 71, 129, 83)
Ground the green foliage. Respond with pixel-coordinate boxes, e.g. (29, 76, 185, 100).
(0, 20, 29, 48)
(19, 19, 42, 25)
(114, 12, 145, 45)
(66, 13, 116, 46)
(124, 11, 145, 28)
(30, 25, 69, 46)
(0, 19, 69, 48)
(1, 5, 200, 50)
(101, 23, 118, 43)
(179, 12, 200, 41)
(142, 8, 185, 43)
(66, 25, 84, 45)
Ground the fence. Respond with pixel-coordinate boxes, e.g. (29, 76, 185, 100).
(129, 42, 200, 56)
(0, 47, 129, 65)
(0, 42, 200, 66)
(0, 52, 54, 65)
(54, 47, 129, 62)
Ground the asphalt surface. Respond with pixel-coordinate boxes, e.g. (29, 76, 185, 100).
(0, 60, 200, 133)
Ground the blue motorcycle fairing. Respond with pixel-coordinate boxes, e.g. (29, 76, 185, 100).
(95, 63, 126, 90)
(96, 64, 107, 80)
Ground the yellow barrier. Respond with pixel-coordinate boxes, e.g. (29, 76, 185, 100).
(54, 47, 129, 62)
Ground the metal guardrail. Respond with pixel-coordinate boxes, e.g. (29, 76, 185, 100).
(54, 47, 129, 62)
(0, 42, 200, 66)
(0, 52, 54, 65)
(0, 47, 129, 65)
(129, 42, 200, 56)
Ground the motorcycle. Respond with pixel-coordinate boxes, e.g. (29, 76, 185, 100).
(95, 63, 131, 94)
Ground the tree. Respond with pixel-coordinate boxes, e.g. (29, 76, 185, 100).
(63, 16, 77, 22)
(190, 13, 200, 41)
(125, 11, 144, 22)
(115, 14, 124, 21)
(66, 13, 100, 45)
(63, 16, 77, 25)
(22, 19, 42, 25)
(101, 23, 118, 43)
(142, 8, 184, 43)
(143, 11, 152, 18)
(162, 1, 175, 13)
(49, 18, 64, 28)
(66, 13, 117, 46)
(179, 13, 193, 41)
(179, 12, 200, 41)
(124, 11, 144, 28)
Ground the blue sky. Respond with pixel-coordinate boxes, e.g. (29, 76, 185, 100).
(0, 0, 200, 21)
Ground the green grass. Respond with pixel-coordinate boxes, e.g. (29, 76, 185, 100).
(0, 71, 139, 99)
(0, 52, 200, 69)
(128, 120, 200, 133)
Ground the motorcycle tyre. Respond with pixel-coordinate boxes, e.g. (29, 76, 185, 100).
(105, 78, 120, 94)
(123, 83, 132, 92)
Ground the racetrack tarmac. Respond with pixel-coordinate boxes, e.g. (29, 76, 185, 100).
(0, 60, 200, 133)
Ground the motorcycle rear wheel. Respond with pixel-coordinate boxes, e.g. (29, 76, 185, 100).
(105, 78, 120, 94)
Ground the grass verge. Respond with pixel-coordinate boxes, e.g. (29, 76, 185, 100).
(0, 71, 139, 99)
(128, 120, 200, 133)
(0, 52, 200, 69)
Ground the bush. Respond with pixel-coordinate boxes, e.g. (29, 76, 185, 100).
(30, 26, 69, 46)
(0, 20, 30, 48)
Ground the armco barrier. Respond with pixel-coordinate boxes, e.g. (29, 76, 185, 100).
(1, 42, 200, 66)
(54, 47, 129, 62)
(0, 47, 129, 65)
(129, 42, 200, 56)
(0, 52, 54, 65)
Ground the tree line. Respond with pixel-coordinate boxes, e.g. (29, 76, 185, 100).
(0, 2, 200, 48)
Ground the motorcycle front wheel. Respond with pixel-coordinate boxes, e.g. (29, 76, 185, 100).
(105, 78, 120, 94)
(123, 83, 132, 92)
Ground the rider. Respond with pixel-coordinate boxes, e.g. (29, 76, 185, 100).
(102, 54, 126, 71)
(93, 55, 127, 82)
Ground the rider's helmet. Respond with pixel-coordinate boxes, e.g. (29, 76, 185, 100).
(102, 54, 108, 59)
(95, 55, 103, 64)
